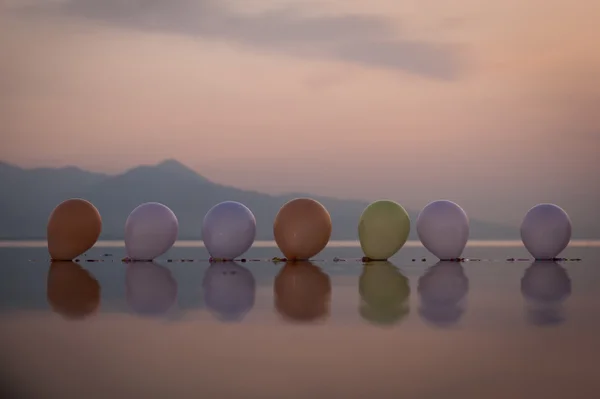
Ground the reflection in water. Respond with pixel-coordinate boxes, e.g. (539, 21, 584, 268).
(521, 261, 572, 326)
(359, 262, 410, 326)
(274, 261, 331, 323)
(203, 262, 256, 322)
(125, 262, 177, 316)
(46, 261, 101, 320)
(418, 261, 469, 327)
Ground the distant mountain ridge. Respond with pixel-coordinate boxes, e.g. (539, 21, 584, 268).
(0, 159, 522, 240)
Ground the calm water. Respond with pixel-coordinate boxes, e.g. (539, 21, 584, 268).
(1, 242, 599, 398)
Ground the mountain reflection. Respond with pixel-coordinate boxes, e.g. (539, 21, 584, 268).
(47, 261, 101, 320)
(125, 262, 177, 316)
(417, 261, 469, 327)
(274, 261, 331, 323)
(359, 261, 410, 326)
(521, 261, 572, 326)
(203, 262, 256, 322)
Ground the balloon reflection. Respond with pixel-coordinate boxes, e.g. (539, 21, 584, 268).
(203, 262, 256, 322)
(274, 261, 331, 323)
(125, 262, 177, 316)
(47, 261, 101, 320)
(521, 261, 572, 326)
(417, 261, 469, 327)
(359, 262, 410, 325)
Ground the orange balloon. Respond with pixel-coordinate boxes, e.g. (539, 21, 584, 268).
(47, 261, 101, 319)
(274, 261, 331, 322)
(273, 198, 332, 260)
(47, 198, 102, 261)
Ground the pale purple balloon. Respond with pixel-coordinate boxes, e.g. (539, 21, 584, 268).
(416, 200, 470, 260)
(202, 201, 256, 260)
(125, 202, 178, 261)
(520, 203, 571, 260)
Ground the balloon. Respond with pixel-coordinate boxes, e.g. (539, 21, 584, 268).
(47, 261, 101, 319)
(125, 202, 178, 261)
(520, 203, 572, 260)
(358, 200, 411, 260)
(417, 261, 469, 327)
(274, 261, 331, 322)
(416, 200, 469, 260)
(203, 262, 256, 322)
(125, 262, 177, 316)
(273, 198, 332, 260)
(359, 261, 410, 325)
(202, 201, 256, 260)
(521, 261, 571, 326)
(47, 198, 102, 261)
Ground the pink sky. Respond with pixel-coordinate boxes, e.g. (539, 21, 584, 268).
(1, 0, 599, 225)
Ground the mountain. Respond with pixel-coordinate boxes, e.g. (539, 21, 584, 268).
(0, 159, 522, 240)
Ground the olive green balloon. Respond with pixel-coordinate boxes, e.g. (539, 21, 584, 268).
(359, 262, 410, 325)
(358, 200, 411, 260)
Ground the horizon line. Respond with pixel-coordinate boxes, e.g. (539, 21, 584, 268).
(1, 240, 599, 248)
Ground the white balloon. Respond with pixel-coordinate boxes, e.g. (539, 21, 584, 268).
(520, 203, 571, 259)
(126, 262, 177, 316)
(202, 201, 256, 260)
(416, 200, 469, 260)
(125, 202, 178, 261)
(202, 262, 256, 321)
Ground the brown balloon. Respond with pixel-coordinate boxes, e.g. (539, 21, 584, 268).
(47, 261, 101, 319)
(273, 198, 332, 260)
(47, 198, 102, 261)
(274, 261, 332, 322)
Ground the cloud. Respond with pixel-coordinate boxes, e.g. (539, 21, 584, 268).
(13, 0, 467, 80)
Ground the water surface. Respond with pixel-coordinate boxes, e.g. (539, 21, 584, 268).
(1, 244, 599, 398)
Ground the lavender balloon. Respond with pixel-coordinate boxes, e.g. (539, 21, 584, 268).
(416, 200, 469, 260)
(520, 203, 571, 260)
(202, 201, 256, 260)
(125, 202, 178, 261)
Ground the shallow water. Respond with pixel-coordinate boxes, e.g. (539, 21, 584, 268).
(1, 244, 599, 398)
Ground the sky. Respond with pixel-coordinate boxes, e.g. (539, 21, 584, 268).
(1, 0, 599, 226)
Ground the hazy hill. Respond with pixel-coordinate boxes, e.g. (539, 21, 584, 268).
(0, 159, 522, 240)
